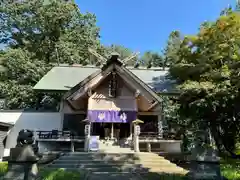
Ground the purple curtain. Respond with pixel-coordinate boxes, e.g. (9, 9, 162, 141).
(87, 110, 137, 123)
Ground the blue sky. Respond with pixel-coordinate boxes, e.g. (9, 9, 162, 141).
(77, 0, 236, 54)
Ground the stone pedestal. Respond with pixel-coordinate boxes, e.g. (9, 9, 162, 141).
(84, 136, 90, 152)
(5, 163, 39, 180)
(187, 146, 221, 180)
(134, 135, 139, 152)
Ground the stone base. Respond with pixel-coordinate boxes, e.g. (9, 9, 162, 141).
(187, 160, 221, 180)
(4, 163, 38, 180)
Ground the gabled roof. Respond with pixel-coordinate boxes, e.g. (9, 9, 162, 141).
(64, 62, 163, 108)
(34, 65, 177, 93)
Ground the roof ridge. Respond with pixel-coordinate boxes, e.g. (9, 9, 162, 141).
(56, 64, 100, 68)
(55, 64, 168, 71)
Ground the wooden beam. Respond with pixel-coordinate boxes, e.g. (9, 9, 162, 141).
(88, 48, 107, 63)
(71, 88, 88, 101)
(66, 100, 78, 111)
(64, 111, 86, 114)
(138, 111, 160, 115)
(147, 101, 158, 111)
(68, 65, 113, 101)
(65, 100, 87, 113)
(87, 89, 92, 97)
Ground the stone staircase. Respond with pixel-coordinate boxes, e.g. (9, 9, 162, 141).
(136, 152, 188, 174)
(46, 149, 188, 179)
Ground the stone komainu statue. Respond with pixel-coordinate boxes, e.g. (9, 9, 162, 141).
(5, 129, 40, 179)
(16, 129, 38, 154)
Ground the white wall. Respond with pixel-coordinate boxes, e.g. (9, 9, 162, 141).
(0, 112, 61, 156)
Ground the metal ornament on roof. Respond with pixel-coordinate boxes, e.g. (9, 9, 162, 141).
(122, 52, 140, 65)
(88, 48, 140, 66)
(88, 48, 107, 64)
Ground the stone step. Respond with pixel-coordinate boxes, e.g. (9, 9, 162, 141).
(145, 167, 188, 174)
(63, 152, 138, 156)
(59, 154, 139, 161)
(52, 159, 136, 165)
(137, 152, 164, 157)
(49, 163, 137, 168)
(48, 162, 179, 172)
(58, 156, 138, 162)
(63, 152, 160, 156)
(47, 166, 128, 172)
(52, 161, 138, 166)
(138, 162, 176, 167)
(138, 156, 165, 160)
(88, 173, 138, 180)
(53, 159, 170, 165)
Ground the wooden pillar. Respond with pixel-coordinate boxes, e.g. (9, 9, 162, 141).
(111, 123, 114, 140)
(59, 100, 64, 131)
(147, 142, 151, 152)
(71, 141, 75, 152)
(130, 123, 133, 139)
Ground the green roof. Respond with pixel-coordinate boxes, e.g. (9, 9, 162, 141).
(33, 65, 175, 92)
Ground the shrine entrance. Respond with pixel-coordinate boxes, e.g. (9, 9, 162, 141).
(91, 122, 131, 140)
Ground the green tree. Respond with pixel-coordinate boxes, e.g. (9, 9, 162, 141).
(164, 31, 182, 67)
(141, 51, 164, 68)
(169, 10, 240, 155)
(0, 0, 101, 109)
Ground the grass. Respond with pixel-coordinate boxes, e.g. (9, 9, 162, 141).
(39, 168, 85, 180)
(220, 158, 240, 180)
(0, 162, 7, 177)
(0, 163, 84, 180)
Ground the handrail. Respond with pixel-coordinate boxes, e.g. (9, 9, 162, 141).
(35, 130, 85, 140)
(139, 131, 179, 140)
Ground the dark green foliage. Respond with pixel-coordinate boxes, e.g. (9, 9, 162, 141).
(0, 0, 101, 109)
(168, 11, 240, 155)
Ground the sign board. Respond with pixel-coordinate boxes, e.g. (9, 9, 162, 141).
(88, 136, 99, 151)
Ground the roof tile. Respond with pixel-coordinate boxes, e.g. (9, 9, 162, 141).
(33, 66, 176, 93)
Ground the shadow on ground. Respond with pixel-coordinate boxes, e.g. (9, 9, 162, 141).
(158, 153, 191, 170)
(138, 172, 186, 180)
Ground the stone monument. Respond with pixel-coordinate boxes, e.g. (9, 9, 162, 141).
(187, 130, 222, 180)
(5, 129, 41, 180)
